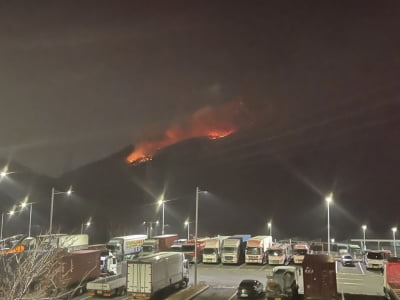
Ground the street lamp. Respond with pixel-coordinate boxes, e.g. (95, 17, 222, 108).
(49, 186, 72, 234)
(143, 220, 159, 237)
(362, 225, 367, 251)
(325, 193, 333, 254)
(184, 220, 191, 241)
(20, 199, 34, 237)
(0, 212, 4, 242)
(392, 227, 397, 257)
(158, 199, 165, 235)
(194, 186, 207, 287)
(268, 221, 272, 237)
(81, 220, 91, 234)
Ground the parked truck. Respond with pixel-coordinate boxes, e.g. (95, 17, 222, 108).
(182, 238, 208, 263)
(104, 234, 147, 274)
(265, 266, 303, 300)
(268, 243, 292, 265)
(87, 261, 127, 297)
(141, 234, 178, 256)
(202, 236, 228, 264)
(221, 234, 251, 265)
(293, 242, 310, 264)
(126, 252, 189, 299)
(384, 257, 400, 300)
(45, 249, 101, 297)
(245, 235, 273, 264)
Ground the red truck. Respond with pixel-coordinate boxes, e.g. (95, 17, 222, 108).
(153, 234, 178, 251)
(384, 257, 400, 300)
(182, 238, 208, 263)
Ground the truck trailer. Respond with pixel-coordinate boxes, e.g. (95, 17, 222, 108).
(384, 257, 400, 300)
(245, 235, 272, 264)
(126, 252, 189, 299)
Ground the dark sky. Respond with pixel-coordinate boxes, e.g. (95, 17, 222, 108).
(0, 1, 399, 177)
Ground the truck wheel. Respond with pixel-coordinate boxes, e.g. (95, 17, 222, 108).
(181, 280, 188, 288)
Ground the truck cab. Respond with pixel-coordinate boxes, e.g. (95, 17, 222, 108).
(265, 266, 301, 300)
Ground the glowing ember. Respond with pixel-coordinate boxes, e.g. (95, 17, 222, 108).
(126, 101, 243, 165)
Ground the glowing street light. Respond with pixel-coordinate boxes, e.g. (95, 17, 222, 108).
(194, 186, 208, 287)
(268, 221, 272, 237)
(81, 220, 91, 234)
(158, 199, 165, 235)
(392, 227, 397, 257)
(20, 198, 34, 237)
(49, 186, 72, 234)
(325, 193, 333, 254)
(362, 225, 367, 251)
(184, 220, 192, 241)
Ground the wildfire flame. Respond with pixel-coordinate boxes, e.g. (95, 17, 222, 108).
(126, 101, 242, 165)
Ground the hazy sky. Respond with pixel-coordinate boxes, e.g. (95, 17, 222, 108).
(1, 1, 399, 176)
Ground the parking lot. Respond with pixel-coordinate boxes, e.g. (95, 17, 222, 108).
(75, 260, 385, 300)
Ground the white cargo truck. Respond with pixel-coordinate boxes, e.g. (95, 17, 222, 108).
(203, 236, 228, 263)
(245, 235, 272, 264)
(126, 252, 189, 299)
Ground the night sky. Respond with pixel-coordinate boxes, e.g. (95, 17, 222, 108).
(1, 2, 400, 242)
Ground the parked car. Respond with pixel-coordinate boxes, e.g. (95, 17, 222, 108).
(237, 279, 264, 298)
(341, 254, 354, 266)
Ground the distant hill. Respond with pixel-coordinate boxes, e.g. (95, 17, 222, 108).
(57, 98, 400, 243)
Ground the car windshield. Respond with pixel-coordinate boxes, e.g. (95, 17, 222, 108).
(246, 247, 260, 255)
(203, 248, 215, 254)
(181, 245, 195, 252)
(367, 252, 383, 259)
(294, 249, 307, 255)
(239, 281, 257, 289)
(223, 247, 235, 252)
(268, 250, 282, 256)
(343, 255, 352, 259)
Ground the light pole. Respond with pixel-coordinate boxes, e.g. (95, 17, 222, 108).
(194, 186, 207, 287)
(392, 227, 397, 257)
(184, 220, 191, 241)
(326, 193, 333, 254)
(81, 220, 91, 234)
(49, 187, 72, 234)
(362, 225, 367, 251)
(158, 200, 165, 235)
(0, 212, 4, 242)
(20, 200, 33, 237)
(268, 221, 272, 237)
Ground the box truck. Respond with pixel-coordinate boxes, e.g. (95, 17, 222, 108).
(293, 242, 310, 264)
(141, 234, 178, 256)
(182, 238, 208, 263)
(245, 235, 272, 264)
(384, 257, 400, 300)
(202, 236, 229, 264)
(268, 243, 292, 265)
(126, 252, 189, 299)
(105, 234, 147, 274)
(221, 234, 251, 264)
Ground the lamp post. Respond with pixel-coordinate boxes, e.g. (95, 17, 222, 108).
(194, 186, 207, 287)
(392, 227, 397, 257)
(158, 200, 165, 235)
(362, 225, 367, 251)
(184, 220, 191, 241)
(81, 220, 91, 234)
(268, 221, 272, 237)
(20, 201, 33, 237)
(0, 212, 4, 241)
(49, 187, 72, 234)
(325, 193, 333, 254)
(143, 221, 159, 238)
